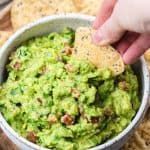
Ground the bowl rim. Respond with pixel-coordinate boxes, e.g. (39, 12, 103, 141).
(0, 13, 149, 150)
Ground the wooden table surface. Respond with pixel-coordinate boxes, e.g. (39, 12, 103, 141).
(0, 128, 18, 150)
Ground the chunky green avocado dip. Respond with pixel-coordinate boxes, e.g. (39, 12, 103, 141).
(0, 28, 140, 150)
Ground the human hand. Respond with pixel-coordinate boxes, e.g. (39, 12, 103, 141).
(92, 0, 150, 64)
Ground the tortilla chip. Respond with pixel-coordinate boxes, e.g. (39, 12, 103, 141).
(122, 132, 146, 150)
(72, 0, 83, 11)
(11, 0, 77, 30)
(122, 109, 150, 150)
(74, 0, 103, 16)
(144, 49, 150, 61)
(121, 121, 150, 150)
(73, 27, 124, 75)
(0, 31, 12, 47)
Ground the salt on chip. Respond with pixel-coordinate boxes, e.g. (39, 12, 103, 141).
(73, 27, 124, 75)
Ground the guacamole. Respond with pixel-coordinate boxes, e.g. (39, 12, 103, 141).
(0, 28, 140, 150)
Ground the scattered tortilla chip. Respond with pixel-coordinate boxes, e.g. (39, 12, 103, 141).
(74, 0, 103, 16)
(144, 49, 150, 61)
(11, 0, 77, 30)
(122, 110, 150, 150)
(73, 27, 124, 75)
(72, 0, 83, 11)
(0, 31, 12, 47)
(144, 49, 150, 71)
(11, 0, 104, 30)
(122, 132, 147, 150)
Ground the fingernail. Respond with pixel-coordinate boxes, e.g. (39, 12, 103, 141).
(92, 32, 109, 46)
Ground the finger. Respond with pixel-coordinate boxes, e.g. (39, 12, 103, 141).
(123, 34, 150, 64)
(92, 14, 125, 45)
(93, 0, 117, 29)
(116, 32, 139, 55)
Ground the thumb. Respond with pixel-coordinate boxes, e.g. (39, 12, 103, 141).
(92, 14, 125, 45)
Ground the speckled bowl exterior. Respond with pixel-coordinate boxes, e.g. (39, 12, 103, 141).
(0, 14, 149, 150)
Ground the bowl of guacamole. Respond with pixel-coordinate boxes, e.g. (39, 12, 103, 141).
(0, 14, 149, 150)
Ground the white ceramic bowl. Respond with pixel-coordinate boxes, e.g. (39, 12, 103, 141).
(0, 14, 149, 150)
